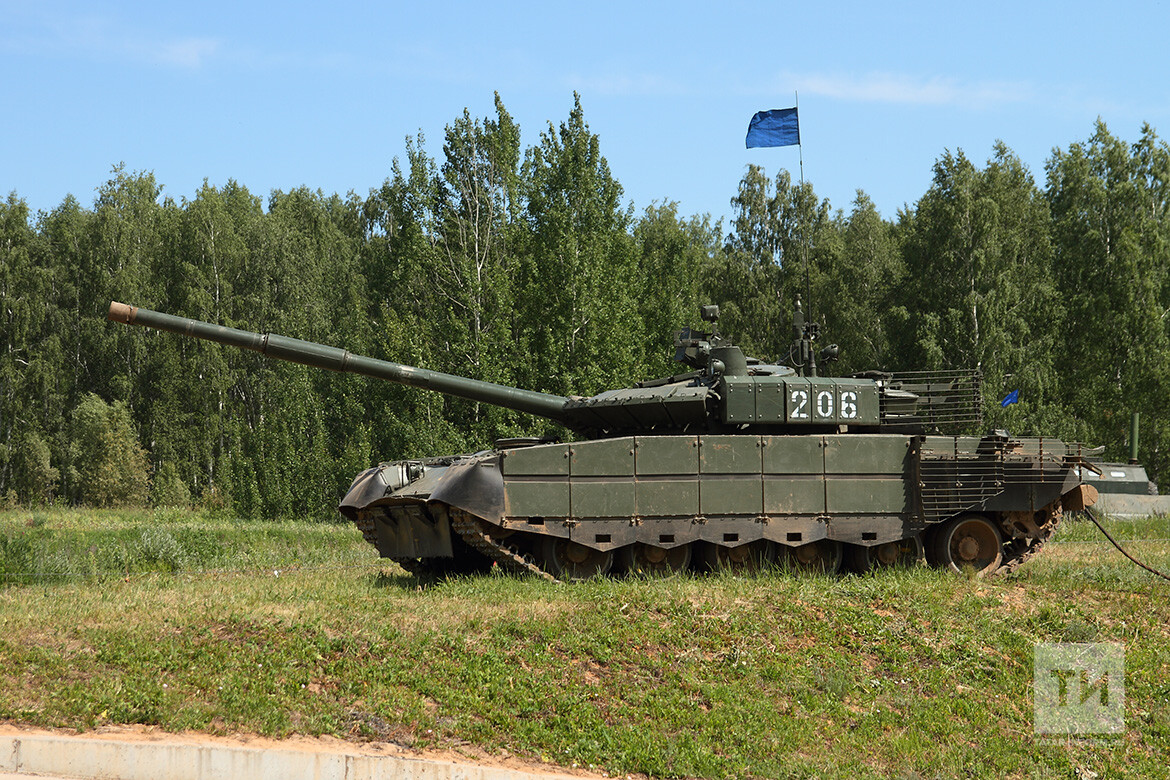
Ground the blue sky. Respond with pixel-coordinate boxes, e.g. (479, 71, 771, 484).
(3, 1, 1169, 225)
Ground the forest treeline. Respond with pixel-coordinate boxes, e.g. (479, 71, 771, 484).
(2, 95, 1168, 518)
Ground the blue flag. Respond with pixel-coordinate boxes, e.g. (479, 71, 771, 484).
(1001, 389, 1020, 407)
(746, 107, 800, 148)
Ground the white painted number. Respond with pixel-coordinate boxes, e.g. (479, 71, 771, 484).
(816, 390, 834, 418)
(790, 389, 809, 419)
(789, 388, 863, 421)
(841, 391, 858, 419)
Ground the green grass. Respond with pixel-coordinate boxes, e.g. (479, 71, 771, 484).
(0, 507, 372, 581)
(1055, 511, 1170, 542)
(1, 508, 1168, 779)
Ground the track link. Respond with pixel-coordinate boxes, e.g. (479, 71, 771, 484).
(994, 502, 1063, 576)
(448, 508, 560, 583)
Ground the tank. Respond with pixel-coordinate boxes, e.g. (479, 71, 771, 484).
(107, 300, 1098, 580)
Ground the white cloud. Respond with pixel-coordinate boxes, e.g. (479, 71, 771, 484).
(15, 11, 223, 69)
(776, 71, 1033, 109)
(147, 37, 221, 69)
(557, 67, 1031, 108)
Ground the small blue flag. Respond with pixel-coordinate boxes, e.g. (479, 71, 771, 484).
(746, 107, 800, 148)
(1001, 389, 1020, 407)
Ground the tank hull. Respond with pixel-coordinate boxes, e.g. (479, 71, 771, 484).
(342, 432, 1092, 579)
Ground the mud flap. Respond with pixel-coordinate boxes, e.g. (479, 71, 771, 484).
(376, 504, 454, 558)
(429, 456, 507, 524)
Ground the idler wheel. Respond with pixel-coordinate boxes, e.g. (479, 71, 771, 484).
(779, 539, 844, 574)
(620, 542, 692, 577)
(845, 536, 924, 573)
(700, 539, 776, 572)
(928, 514, 1003, 576)
(540, 538, 613, 581)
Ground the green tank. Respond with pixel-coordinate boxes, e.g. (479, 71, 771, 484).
(107, 300, 1097, 580)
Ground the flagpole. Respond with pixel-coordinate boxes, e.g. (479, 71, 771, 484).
(796, 91, 804, 188)
(796, 91, 812, 359)
(744, 101, 811, 370)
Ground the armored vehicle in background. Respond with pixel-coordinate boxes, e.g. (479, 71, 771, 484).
(108, 300, 1097, 580)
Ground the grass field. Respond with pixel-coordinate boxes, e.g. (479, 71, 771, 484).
(1, 507, 1168, 779)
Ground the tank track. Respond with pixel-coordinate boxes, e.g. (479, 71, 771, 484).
(448, 508, 560, 583)
(354, 508, 444, 576)
(994, 502, 1063, 576)
(353, 510, 379, 546)
(360, 504, 1058, 580)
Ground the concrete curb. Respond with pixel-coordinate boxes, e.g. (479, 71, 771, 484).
(2, 732, 584, 780)
(1092, 494, 1170, 518)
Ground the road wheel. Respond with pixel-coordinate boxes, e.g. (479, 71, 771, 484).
(620, 542, 692, 577)
(700, 539, 776, 573)
(928, 514, 1003, 576)
(780, 539, 844, 574)
(540, 537, 613, 581)
(846, 536, 924, 572)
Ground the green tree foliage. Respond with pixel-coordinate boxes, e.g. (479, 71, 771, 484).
(2, 105, 1169, 511)
(377, 95, 529, 446)
(362, 132, 451, 460)
(151, 461, 191, 509)
(151, 180, 262, 500)
(83, 167, 177, 403)
(824, 192, 903, 373)
(718, 165, 854, 369)
(1047, 121, 1170, 470)
(715, 165, 800, 360)
(520, 94, 639, 396)
(12, 431, 59, 505)
(0, 195, 43, 497)
(895, 145, 1060, 430)
(431, 97, 526, 438)
(631, 203, 719, 376)
(70, 393, 150, 507)
(362, 102, 526, 455)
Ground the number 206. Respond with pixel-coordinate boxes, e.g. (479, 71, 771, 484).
(789, 389, 859, 419)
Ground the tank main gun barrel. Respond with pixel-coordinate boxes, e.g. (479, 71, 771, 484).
(107, 302, 573, 422)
